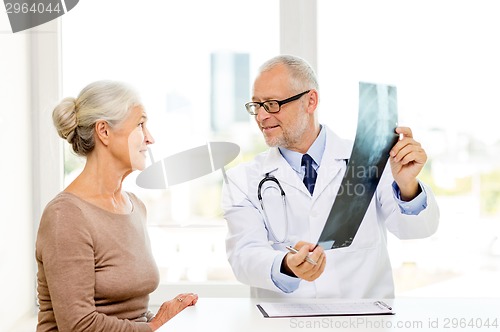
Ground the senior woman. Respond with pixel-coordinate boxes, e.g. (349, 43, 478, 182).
(35, 80, 197, 332)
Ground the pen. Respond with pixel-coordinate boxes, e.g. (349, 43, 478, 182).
(285, 246, 318, 266)
(374, 301, 392, 311)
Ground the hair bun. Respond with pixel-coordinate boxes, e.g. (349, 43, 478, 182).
(52, 97, 78, 142)
(51, 80, 142, 157)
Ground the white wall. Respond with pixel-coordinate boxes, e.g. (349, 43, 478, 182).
(0, 11, 62, 330)
(0, 14, 36, 331)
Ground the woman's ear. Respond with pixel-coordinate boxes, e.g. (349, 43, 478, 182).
(95, 120, 110, 146)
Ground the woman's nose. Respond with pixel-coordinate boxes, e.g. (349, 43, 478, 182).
(144, 128, 155, 144)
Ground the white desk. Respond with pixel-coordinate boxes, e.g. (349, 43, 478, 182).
(161, 297, 500, 331)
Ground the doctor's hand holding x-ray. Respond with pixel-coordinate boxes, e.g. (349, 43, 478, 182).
(390, 126, 427, 201)
(222, 55, 439, 298)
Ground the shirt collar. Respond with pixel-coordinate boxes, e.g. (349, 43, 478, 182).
(278, 125, 326, 173)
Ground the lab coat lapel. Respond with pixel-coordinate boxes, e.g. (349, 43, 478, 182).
(258, 127, 353, 198)
(260, 147, 310, 195)
(313, 128, 353, 199)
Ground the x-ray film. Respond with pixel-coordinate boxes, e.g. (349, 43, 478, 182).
(317, 82, 399, 250)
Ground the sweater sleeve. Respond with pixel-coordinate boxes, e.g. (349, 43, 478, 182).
(36, 199, 152, 332)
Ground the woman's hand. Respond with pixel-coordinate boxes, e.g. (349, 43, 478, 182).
(147, 293, 198, 331)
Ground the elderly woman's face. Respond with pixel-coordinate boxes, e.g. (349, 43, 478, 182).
(109, 105, 154, 171)
(127, 106, 154, 171)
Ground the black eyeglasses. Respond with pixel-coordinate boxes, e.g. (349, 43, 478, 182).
(245, 90, 311, 115)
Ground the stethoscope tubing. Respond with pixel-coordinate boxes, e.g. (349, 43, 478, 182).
(256, 160, 348, 245)
(258, 173, 289, 244)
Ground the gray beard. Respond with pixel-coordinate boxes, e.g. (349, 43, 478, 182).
(264, 113, 309, 149)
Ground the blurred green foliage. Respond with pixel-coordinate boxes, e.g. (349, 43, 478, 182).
(480, 169, 500, 215)
(63, 143, 85, 176)
(420, 162, 500, 216)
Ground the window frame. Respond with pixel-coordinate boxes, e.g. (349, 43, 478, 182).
(35, 0, 318, 302)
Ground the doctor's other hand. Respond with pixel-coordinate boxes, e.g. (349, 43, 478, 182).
(147, 293, 198, 331)
(284, 241, 326, 281)
(389, 126, 426, 201)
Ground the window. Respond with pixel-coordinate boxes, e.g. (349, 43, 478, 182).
(58, 0, 500, 299)
(317, 0, 500, 297)
(61, 0, 278, 293)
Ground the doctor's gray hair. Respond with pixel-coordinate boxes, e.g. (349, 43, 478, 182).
(52, 80, 142, 157)
(258, 55, 319, 93)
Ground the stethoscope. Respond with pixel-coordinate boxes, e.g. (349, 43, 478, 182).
(257, 159, 349, 244)
(258, 173, 289, 244)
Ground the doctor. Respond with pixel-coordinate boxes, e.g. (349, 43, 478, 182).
(222, 55, 440, 298)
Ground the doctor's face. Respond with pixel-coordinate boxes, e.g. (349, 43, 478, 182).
(252, 64, 311, 152)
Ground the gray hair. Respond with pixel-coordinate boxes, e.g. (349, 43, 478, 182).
(52, 80, 142, 157)
(258, 54, 319, 92)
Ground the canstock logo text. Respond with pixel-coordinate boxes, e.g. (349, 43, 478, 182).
(4, 0, 79, 33)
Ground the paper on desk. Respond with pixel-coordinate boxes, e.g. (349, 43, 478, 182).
(256, 301, 394, 318)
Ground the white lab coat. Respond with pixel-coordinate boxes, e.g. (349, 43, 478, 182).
(222, 126, 439, 298)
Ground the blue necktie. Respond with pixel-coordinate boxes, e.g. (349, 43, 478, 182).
(301, 154, 317, 195)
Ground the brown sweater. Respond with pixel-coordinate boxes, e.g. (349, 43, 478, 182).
(36, 192, 159, 332)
